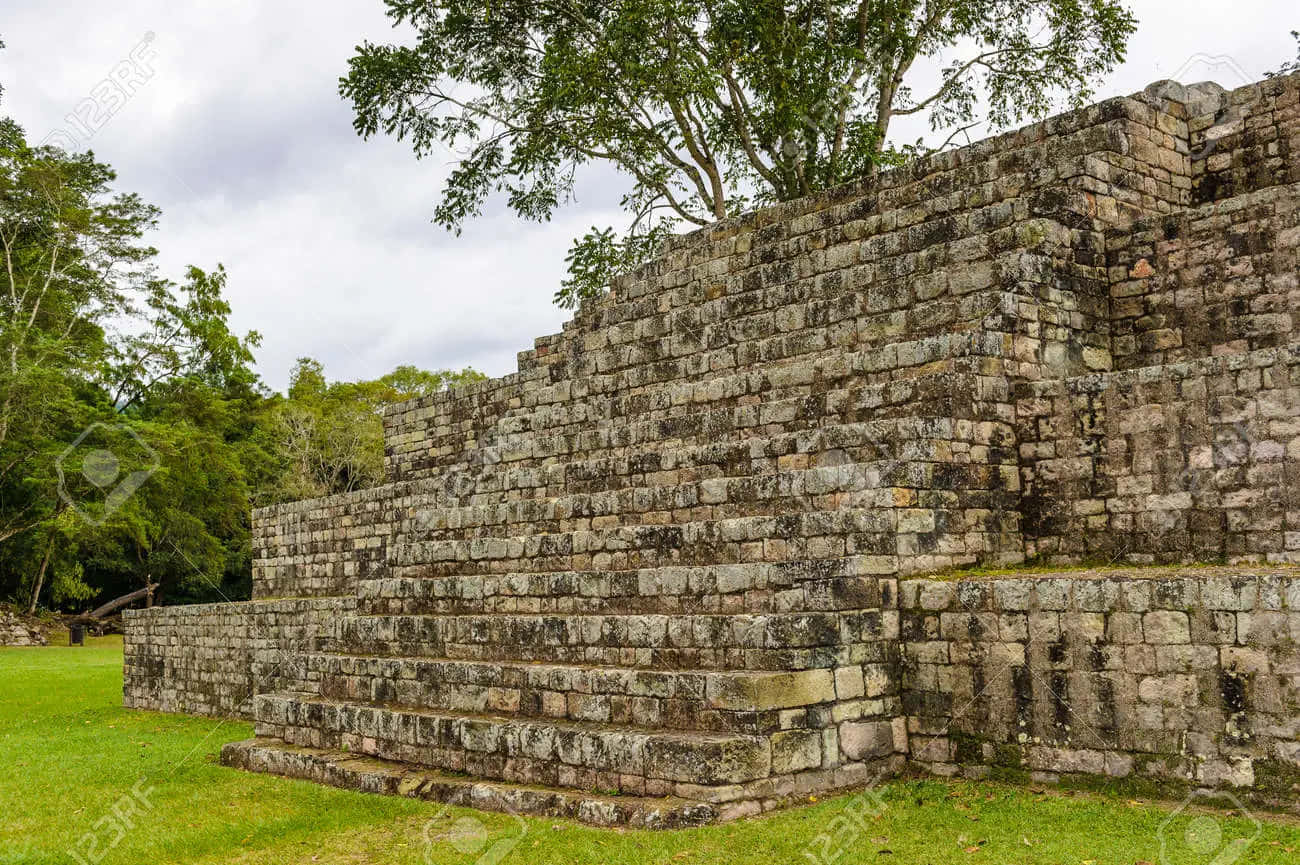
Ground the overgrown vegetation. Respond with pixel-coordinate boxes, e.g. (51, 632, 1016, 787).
(275, 358, 483, 500)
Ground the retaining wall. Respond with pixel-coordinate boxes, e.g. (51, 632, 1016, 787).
(122, 597, 355, 718)
(901, 568, 1300, 791)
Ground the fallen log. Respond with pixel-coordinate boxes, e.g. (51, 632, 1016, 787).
(67, 585, 157, 628)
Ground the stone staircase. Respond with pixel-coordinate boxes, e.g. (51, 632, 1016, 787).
(225, 505, 911, 825)
(224, 348, 1015, 822)
(223, 364, 965, 823)
(216, 74, 1300, 824)
(215, 75, 1108, 821)
(225, 384, 941, 818)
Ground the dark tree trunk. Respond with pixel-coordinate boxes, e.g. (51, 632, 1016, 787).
(26, 533, 54, 616)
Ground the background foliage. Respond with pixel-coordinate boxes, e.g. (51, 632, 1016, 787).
(342, 0, 1137, 307)
(0, 98, 483, 612)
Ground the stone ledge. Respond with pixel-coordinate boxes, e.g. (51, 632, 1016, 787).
(221, 737, 906, 827)
(222, 737, 719, 828)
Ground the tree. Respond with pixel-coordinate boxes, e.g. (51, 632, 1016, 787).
(342, 0, 1137, 306)
(109, 331, 279, 605)
(375, 364, 485, 398)
(71, 417, 252, 606)
(107, 264, 262, 413)
(0, 102, 268, 609)
(273, 357, 485, 500)
(0, 41, 483, 612)
(1268, 31, 1299, 78)
(0, 118, 159, 544)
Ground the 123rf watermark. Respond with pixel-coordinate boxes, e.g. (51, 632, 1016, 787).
(802, 786, 888, 865)
(41, 31, 158, 153)
(55, 422, 159, 526)
(422, 799, 527, 865)
(1157, 789, 1260, 865)
(65, 778, 156, 865)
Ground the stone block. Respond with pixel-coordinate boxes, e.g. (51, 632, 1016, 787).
(839, 720, 897, 761)
(1143, 611, 1190, 644)
(771, 730, 823, 774)
(705, 670, 836, 711)
(834, 666, 866, 700)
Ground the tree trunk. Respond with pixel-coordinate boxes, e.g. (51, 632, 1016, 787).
(79, 584, 159, 622)
(26, 533, 54, 615)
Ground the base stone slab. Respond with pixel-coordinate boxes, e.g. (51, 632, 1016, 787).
(221, 737, 905, 828)
(222, 737, 717, 828)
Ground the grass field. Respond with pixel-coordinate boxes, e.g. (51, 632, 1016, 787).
(2, 644, 1299, 865)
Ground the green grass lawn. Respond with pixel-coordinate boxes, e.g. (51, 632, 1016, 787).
(1, 645, 1298, 865)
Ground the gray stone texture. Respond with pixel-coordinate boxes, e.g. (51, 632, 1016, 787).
(901, 567, 1300, 789)
(123, 72, 1300, 823)
(0, 611, 46, 646)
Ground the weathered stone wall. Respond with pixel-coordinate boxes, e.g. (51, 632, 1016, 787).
(0, 610, 46, 647)
(1191, 75, 1300, 205)
(1017, 345, 1300, 564)
(123, 597, 355, 718)
(1109, 183, 1300, 371)
(123, 73, 1300, 820)
(900, 568, 1300, 790)
(251, 485, 407, 599)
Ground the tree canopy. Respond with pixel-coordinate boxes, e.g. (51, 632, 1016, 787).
(342, 0, 1137, 306)
(1270, 30, 1299, 77)
(0, 84, 483, 613)
(276, 357, 484, 501)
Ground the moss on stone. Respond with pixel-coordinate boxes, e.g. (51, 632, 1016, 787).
(1254, 760, 1300, 800)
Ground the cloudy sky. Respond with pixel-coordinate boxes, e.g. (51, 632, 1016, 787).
(1, 2, 1296, 393)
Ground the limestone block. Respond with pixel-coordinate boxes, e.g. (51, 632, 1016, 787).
(1143, 611, 1191, 644)
(839, 720, 897, 761)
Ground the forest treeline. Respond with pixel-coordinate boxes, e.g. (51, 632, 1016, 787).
(0, 113, 482, 613)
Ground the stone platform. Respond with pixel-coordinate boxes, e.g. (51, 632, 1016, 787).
(125, 72, 1300, 824)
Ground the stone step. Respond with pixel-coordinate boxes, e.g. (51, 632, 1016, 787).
(398, 411, 1013, 507)
(291, 652, 871, 734)
(390, 317, 1008, 473)
(399, 459, 970, 544)
(508, 289, 1006, 389)
(331, 609, 897, 670)
(253, 693, 773, 792)
(358, 557, 897, 616)
(394, 510, 892, 575)
(220, 738, 721, 827)
(479, 277, 1008, 391)
(390, 506, 1016, 579)
(390, 356, 1008, 486)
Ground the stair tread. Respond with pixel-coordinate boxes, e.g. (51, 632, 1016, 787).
(327, 605, 887, 668)
(263, 691, 761, 743)
(357, 556, 898, 616)
(298, 649, 826, 678)
(397, 458, 925, 520)
(221, 738, 719, 828)
(395, 509, 900, 561)
(389, 338, 1000, 480)
(367, 556, 885, 584)
(397, 352, 985, 439)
